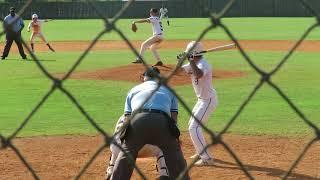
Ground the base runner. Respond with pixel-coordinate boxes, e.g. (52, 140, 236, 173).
(27, 14, 55, 53)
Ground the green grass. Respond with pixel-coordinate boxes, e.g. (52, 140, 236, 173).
(0, 49, 319, 137)
(1, 18, 320, 42)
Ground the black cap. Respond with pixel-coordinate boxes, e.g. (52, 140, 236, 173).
(150, 8, 158, 14)
(143, 66, 160, 78)
(10, 7, 15, 11)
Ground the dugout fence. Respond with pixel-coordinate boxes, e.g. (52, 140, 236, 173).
(0, 0, 319, 179)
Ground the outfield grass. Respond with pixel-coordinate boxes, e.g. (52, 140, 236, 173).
(0, 48, 319, 137)
(1, 18, 320, 42)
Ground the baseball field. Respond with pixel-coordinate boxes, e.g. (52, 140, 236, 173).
(0, 18, 320, 179)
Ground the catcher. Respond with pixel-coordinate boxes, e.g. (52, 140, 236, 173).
(131, 8, 164, 66)
(106, 115, 169, 180)
(27, 14, 55, 53)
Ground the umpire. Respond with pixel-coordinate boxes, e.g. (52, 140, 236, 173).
(111, 67, 189, 180)
(1, 7, 27, 60)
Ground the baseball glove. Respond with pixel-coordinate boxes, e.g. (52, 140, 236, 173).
(131, 23, 137, 32)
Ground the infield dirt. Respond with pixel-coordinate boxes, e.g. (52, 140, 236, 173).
(0, 132, 319, 179)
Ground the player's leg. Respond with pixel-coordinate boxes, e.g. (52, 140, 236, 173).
(133, 35, 160, 63)
(160, 14, 164, 20)
(111, 139, 143, 180)
(188, 96, 217, 165)
(30, 32, 36, 52)
(14, 32, 27, 59)
(149, 35, 164, 66)
(111, 113, 151, 180)
(165, 15, 170, 26)
(106, 115, 125, 179)
(154, 147, 169, 177)
(151, 113, 189, 179)
(150, 42, 163, 66)
(106, 139, 121, 180)
(2, 33, 14, 59)
(39, 33, 55, 52)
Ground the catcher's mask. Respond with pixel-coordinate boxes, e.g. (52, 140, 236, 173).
(140, 66, 160, 82)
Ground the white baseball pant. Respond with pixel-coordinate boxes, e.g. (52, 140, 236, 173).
(139, 35, 163, 62)
(188, 94, 218, 160)
(30, 32, 48, 44)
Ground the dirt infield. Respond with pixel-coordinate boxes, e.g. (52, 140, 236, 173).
(0, 132, 319, 179)
(64, 64, 246, 86)
(1, 40, 320, 53)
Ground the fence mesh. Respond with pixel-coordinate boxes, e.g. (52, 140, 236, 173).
(0, 0, 320, 179)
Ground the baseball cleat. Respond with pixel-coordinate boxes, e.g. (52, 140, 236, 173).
(189, 154, 199, 159)
(194, 158, 215, 166)
(105, 165, 113, 180)
(153, 61, 163, 66)
(132, 59, 143, 64)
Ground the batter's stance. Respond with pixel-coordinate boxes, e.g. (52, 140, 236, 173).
(27, 14, 55, 53)
(178, 41, 217, 166)
(132, 8, 164, 66)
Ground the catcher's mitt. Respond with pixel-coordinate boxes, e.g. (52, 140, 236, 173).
(131, 23, 137, 32)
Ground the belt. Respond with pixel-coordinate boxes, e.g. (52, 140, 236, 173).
(136, 109, 167, 115)
(157, 33, 163, 35)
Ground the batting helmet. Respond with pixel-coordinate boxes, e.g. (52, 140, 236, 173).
(32, 14, 38, 19)
(185, 41, 204, 57)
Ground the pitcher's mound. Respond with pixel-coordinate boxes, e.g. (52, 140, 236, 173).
(68, 64, 247, 86)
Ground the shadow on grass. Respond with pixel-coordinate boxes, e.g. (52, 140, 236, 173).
(1, 58, 56, 62)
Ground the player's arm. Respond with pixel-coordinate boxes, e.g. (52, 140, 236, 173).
(171, 112, 178, 123)
(189, 60, 203, 79)
(27, 22, 31, 32)
(170, 96, 178, 123)
(132, 19, 150, 24)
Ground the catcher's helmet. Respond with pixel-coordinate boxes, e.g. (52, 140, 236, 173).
(185, 41, 204, 57)
(32, 14, 38, 19)
(143, 66, 160, 78)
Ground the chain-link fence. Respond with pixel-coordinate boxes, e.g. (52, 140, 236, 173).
(0, 0, 320, 179)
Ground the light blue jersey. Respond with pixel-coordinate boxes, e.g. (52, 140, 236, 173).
(124, 80, 178, 115)
(4, 14, 24, 33)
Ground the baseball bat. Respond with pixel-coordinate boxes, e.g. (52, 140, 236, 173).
(197, 43, 236, 55)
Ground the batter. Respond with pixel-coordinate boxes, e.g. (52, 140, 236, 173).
(180, 41, 218, 166)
